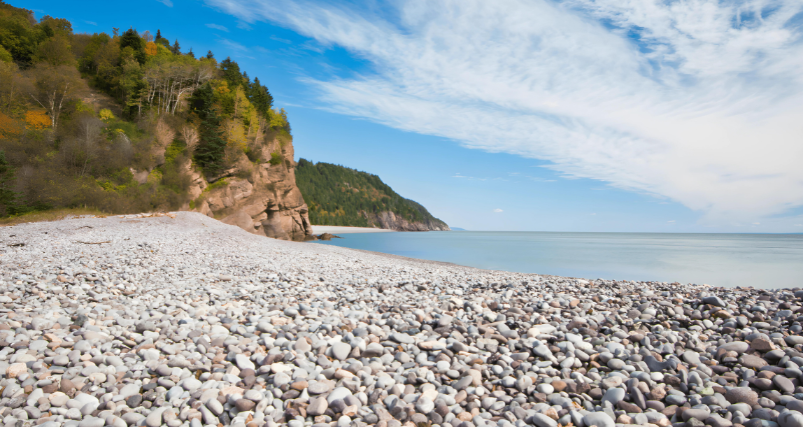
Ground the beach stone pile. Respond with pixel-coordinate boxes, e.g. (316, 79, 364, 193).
(1, 212, 803, 427)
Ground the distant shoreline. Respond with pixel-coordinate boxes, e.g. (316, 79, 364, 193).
(310, 225, 397, 234)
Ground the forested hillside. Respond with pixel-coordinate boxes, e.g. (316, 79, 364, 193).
(0, 1, 292, 217)
(296, 159, 449, 231)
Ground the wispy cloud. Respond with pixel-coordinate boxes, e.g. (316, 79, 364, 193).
(452, 173, 488, 181)
(668, 220, 676, 223)
(155, 0, 173, 7)
(270, 35, 293, 44)
(206, 0, 803, 225)
(219, 38, 246, 51)
(493, 209, 504, 213)
(84, 21, 97, 26)
(206, 23, 229, 32)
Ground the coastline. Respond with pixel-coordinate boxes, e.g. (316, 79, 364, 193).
(0, 212, 795, 427)
(311, 225, 397, 234)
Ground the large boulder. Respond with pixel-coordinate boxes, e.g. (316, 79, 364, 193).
(221, 210, 258, 235)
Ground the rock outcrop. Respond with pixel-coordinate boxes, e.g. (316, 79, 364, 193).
(182, 136, 312, 240)
(363, 211, 451, 231)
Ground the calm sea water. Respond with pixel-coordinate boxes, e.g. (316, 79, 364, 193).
(310, 231, 803, 289)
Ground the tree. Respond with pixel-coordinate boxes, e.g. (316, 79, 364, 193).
(155, 29, 162, 40)
(0, 46, 11, 63)
(28, 64, 79, 134)
(0, 61, 26, 114)
(155, 119, 175, 147)
(0, 6, 44, 65)
(181, 124, 199, 150)
(0, 150, 27, 217)
(143, 54, 216, 115)
(120, 28, 146, 64)
(186, 47, 195, 59)
(219, 57, 244, 89)
(34, 33, 74, 66)
(248, 77, 273, 116)
(190, 82, 226, 175)
(206, 50, 214, 59)
(73, 114, 103, 176)
(171, 39, 181, 55)
(119, 58, 146, 116)
(144, 41, 157, 56)
(38, 15, 72, 35)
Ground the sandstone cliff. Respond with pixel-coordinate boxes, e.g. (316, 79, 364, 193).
(180, 136, 312, 240)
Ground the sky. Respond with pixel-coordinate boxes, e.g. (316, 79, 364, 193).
(19, 0, 803, 232)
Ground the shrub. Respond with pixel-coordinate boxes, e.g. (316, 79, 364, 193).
(25, 110, 50, 130)
(269, 151, 282, 166)
(244, 147, 260, 163)
(99, 109, 115, 121)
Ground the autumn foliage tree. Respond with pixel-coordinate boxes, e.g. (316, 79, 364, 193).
(28, 64, 79, 133)
(0, 1, 290, 217)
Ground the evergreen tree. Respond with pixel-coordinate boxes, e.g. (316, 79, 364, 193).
(294, 160, 447, 228)
(206, 50, 214, 59)
(171, 39, 180, 54)
(119, 28, 146, 64)
(155, 29, 162, 40)
(186, 47, 195, 58)
(247, 77, 273, 116)
(190, 83, 226, 176)
(219, 57, 244, 89)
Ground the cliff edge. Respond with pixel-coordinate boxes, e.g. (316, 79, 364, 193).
(187, 137, 312, 240)
(295, 159, 449, 231)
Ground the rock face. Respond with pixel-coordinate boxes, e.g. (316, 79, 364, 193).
(184, 136, 311, 240)
(363, 210, 451, 231)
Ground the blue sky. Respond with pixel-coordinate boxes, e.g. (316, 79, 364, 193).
(19, 0, 803, 232)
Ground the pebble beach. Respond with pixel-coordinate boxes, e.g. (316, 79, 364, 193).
(1, 212, 802, 427)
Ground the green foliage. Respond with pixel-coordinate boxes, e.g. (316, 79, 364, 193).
(99, 108, 114, 121)
(0, 1, 291, 218)
(190, 82, 227, 176)
(269, 151, 282, 166)
(0, 2, 48, 66)
(164, 140, 185, 164)
(247, 76, 272, 116)
(219, 57, 244, 90)
(203, 178, 227, 193)
(244, 146, 260, 163)
(0, 149, 29, 216)
(119, 28, 146, 64)
(296, 159, 448, 228)
(0, 44, 11, 62)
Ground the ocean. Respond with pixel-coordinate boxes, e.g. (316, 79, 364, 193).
(309, 231, 803, 289)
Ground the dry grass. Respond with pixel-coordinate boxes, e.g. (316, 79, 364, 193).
(0, 208, 106, 227)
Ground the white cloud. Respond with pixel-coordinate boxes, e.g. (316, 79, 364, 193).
(155, 0, 173, 7)
(206, 0, 803, 225)
(206, 23, 229, 32)
(493, 209, 504, 213)
(667, 220, 675, 223)
(84, 21, 97, 26)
